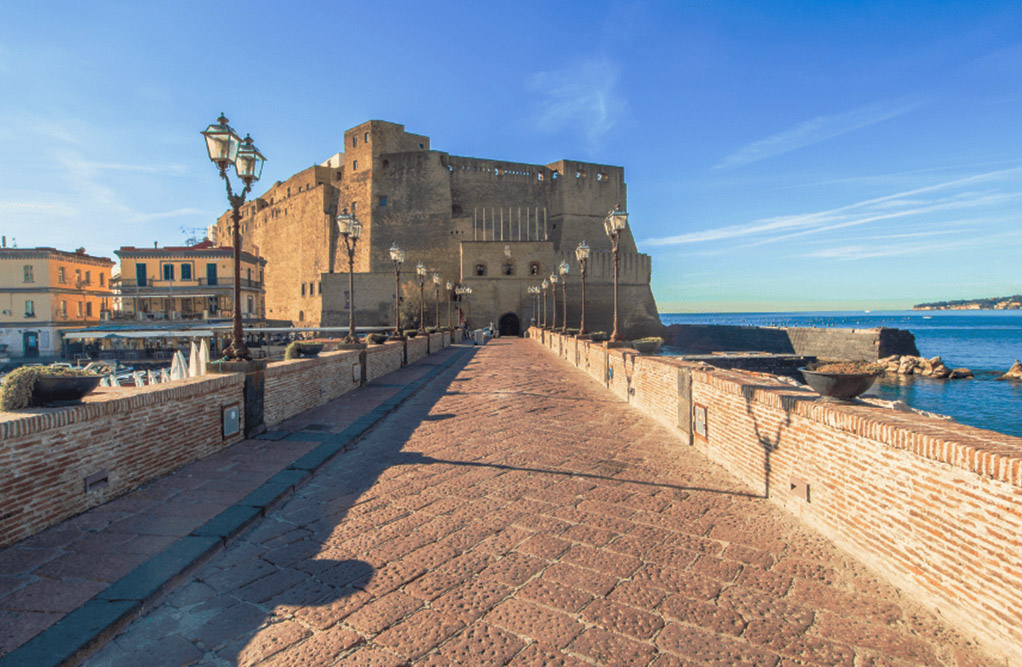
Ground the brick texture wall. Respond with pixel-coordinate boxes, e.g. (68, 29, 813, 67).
(366, 342, 403, 381)
(263, 349, 362, 427)
(528, 329, 1022, 664)
(1, 335, 452, 549)
(0, 374, 245, 548)
(406, 336, 428, 364)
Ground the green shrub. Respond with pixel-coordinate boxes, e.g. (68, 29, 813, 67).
(426, 326, 438, 334)
(284, 341, 322, 359)
(1, 366, 97, 411)
(404, 329, 418, 338)
(588, 331, 608, 342)
(632, 336, 664, 345)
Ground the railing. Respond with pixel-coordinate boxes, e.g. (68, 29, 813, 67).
(116, 278, 263, 289)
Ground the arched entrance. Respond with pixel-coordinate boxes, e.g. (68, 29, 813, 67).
(498, 312, 521, 337)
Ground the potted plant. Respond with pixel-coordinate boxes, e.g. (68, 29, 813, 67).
(367, 333, 389, 345)
(801, 361, 883, 402)
(284, 341, 324, 359)
(631, 337, 663, 354)
(404, 329, 418, 338)
(1, 366, 103, 410)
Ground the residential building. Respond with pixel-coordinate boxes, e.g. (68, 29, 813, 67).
(0, 247, 114, 357)
(113, 241, 267, 322)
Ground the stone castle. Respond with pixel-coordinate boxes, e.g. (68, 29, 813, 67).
(216, 120, 660, 336)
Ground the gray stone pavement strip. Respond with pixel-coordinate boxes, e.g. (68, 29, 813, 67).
(73, 338, 995, 667)
(0, 344, 474, 666)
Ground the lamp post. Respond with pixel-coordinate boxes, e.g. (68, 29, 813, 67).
(575, 240, 590, 336)
(604, 204, 629, 342)
(456, 285, 473, 329)
(337, 208, 362, 344)
(201, 114, 266, 360)
(432, 271, 442, 330)
(416, 262, 427, 333)
(541, 279, 549, 328)
(446, 281, 453, 329)
(549, 272, 558, 331)
(390, 244, 405, 337)
(528, 286, 539, 327)
(559, 259, 569, 334)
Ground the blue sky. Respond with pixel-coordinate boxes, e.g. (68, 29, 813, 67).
(1, 1, 1020, 312)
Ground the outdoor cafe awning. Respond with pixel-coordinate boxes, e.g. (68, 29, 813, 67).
(62, 329, 217, 340)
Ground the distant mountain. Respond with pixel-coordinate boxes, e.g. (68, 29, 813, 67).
(914, 295, 1022, 310)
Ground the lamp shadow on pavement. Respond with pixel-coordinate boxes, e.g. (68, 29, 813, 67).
(89, 348, 479, 666)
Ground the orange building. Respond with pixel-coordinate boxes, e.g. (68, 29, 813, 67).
(0, 247, 114, 358)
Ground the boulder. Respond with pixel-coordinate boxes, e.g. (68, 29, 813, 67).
(948, 368, 974, 379)
(930, 364, 952, 379)
(999, 360, 1022, 381)
(898, 357, 919, 375)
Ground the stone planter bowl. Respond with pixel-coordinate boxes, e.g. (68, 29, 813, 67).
(31, 375, 102, 405)
(631, 339, 663, 355)
(801, 369, 877, 402)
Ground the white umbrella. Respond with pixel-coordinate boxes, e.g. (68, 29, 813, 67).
(170, 350, 187, 381)
(188, 340, 199, 377)
(199, 338, 211, 375)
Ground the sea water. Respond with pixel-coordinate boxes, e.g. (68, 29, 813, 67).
(661, 311, 1022, 437)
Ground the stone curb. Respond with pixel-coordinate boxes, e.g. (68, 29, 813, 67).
(0, 345, 474, 667)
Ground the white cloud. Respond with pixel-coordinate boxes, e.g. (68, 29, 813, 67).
(528, 56, 627, 150)
(713, 96, 927, 172)
(642, 167, 1022, 248)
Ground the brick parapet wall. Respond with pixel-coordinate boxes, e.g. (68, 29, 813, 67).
(406, 336, 428, 364)
(0, 375, 245, 547)
(263, 349, 362, 427)
(529, 329, 1022, 663)
(366, 342, 403, 381)
(1, 337, 452, 549)
(428, 332, 444, 352)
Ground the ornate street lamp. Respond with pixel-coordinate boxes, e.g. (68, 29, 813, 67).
(575, 240, 590, 336)
(604, 204, 629, 342)
(202, 114, 265, 360)
(559, 259, 569, 334)
(528, 286, 540, 327)
(541, 279, 549, 328)
(446, 281, 454, 328)
(337, 208, 363, 344)
(456, 285, 473, 329)
(549, 272, 559, 331)
(432, 271, 442, 330)
(390, 244, 405, 337)
(416, 262, 427, 333)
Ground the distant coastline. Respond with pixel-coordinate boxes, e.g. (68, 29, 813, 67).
(913, 295, 1022, 311)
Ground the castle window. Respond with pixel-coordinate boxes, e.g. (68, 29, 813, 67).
(77, 301, 83, 317)
(502, 262, 514, 276)
(99, 273, 105, 286)
(23, 265, 33, 282)
(25, 299, 34, 316)
(181, 264, 192, 280)
(597, 172, 607, 182)
(301, 283, 306, 297)
(352, 136, 357, 148)
(364, 132, 369, 142)
(353, 160, 358, 171)
(163, 264, 174, 281)
(85, 271, 91, 284)
(538, 173, 545, 181)
(529, 262, 541, 276)
(382, 159, 389, 168)
(452, 204, 463, 215)
(379, 196, 388, 207)
(58, 267, 66, 283)
(418, 143, 424, 149)
(60, 300, 67, 317)
(552, 170, 559, 179)
(351, 201, 357, 212)
(86, 301, 93, 317)
(299, 310, 305, 322)
(318, 282, 322, 294)
(475, 264, 486, 277)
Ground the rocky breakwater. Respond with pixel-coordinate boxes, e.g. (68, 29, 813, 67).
(998, 360, 1022, 380)
(879, 355, 974, 379)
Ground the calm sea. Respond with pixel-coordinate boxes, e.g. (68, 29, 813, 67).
(661, 311, 1022, 437)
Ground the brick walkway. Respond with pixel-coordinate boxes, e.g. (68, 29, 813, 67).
(82, 338, 990, 666)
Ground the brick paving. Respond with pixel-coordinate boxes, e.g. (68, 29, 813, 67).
(0, 352, 454, 662)
(55, 339, 996, 664)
